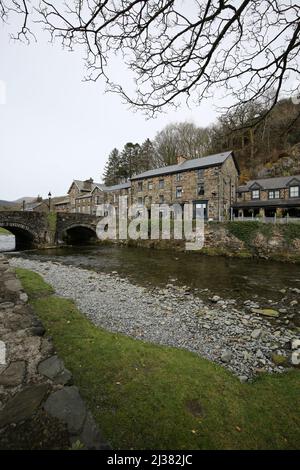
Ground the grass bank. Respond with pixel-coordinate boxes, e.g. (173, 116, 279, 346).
(16, 267, 300, 450)
(0, 227, 10, 235)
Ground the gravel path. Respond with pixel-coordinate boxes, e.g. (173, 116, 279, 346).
(10, 257, 299, 380)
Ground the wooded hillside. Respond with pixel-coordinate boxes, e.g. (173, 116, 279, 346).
(102, 98, 300, 185)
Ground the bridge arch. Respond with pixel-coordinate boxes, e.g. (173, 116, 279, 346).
(61, 223, 98, 245)
(0, 222, 39, 250)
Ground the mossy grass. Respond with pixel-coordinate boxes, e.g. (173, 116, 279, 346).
(47, 212, 57, 232)
(0, 227, 11, 235)
(226, 221, 274, 248)
(16, 267, 300, 450)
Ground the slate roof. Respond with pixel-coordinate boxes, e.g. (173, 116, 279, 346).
(105, 182, 131, 191)
(238, 175, 300, 192)
(24, 201, 44, 210)
(68, 180, 105, 194)
(130, 151, 235, 180)
(54, 199, 70, 205)
(76, 193, 92, 200)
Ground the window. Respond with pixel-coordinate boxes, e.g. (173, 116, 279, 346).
(159, 179, 164, 189)
(197, 183, 204, 196)
(137, 181, 143, 191)
(197, 169, 204, 179)
(290, 186, 299, 198)
(159, 195, 164, 204)
(138, 197, 143, 205)
(176, 186, 182, 198)
(148, 181, 153, 190)
(269, 190, 280, 199)
(252, 189, 260, 199)
(175, 173, 181, 182)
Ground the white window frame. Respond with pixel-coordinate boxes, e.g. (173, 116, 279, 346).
(252, 189, 260, 200)
(290, 186, 299, 198)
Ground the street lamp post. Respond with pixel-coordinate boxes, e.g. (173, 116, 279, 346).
(48, 191, 52, 212)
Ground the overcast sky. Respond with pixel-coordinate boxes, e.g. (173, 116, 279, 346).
(0, 20, 218, 201)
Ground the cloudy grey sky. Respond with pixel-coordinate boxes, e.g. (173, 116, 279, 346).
(0, 20, 217, 201)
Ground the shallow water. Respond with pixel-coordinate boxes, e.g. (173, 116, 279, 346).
(4, 239, 300, 305)
(0, 234, 15, 252)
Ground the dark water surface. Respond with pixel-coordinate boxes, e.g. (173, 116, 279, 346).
(3, 235, 300, 304)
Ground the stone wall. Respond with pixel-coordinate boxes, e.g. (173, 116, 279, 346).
(0, 254, 108, 449)
(116, 221, 300, 262)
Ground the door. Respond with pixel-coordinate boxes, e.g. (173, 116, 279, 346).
(193, 200, 208, 219)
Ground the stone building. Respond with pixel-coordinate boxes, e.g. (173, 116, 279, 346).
(24, 200, 50, 212)
(61, 151, 239, 220)
(101, 182, 131, 210)
(233, 175, 300, 218)
(53, 197, 70, 213)
(67, 179, 106, 214)
(64, 180, 131, 215)
(130, 151, 239, 220)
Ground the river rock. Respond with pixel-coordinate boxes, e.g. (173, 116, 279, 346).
(291, 350, 300, 366)
(251, 328, 262, 339)
(290, 288, 300, 294)
(290, 300, 298, 307)
(221, 350, 232, 363)
(211, 295, 221, 303)
(291, 339, 300, 350)
(251, 308, 279, 318)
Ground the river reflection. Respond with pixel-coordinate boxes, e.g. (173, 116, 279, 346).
(6, 243, 300, 304)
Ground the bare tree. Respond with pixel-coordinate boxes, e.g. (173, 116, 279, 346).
(154, 122, 211, 165)
(1, 1, 300, 121)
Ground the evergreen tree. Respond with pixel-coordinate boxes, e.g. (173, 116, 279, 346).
(120, 142, 141, 179)
(103, 148, 122, 185)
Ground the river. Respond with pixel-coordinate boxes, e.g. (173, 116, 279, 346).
(1, 233, 300, 312)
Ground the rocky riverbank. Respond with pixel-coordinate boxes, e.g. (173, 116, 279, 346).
(0, 254, 108, 449)
(9, 257, 300, 381)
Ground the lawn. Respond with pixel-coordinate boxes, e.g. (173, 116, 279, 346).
(16, 267, 300, 450)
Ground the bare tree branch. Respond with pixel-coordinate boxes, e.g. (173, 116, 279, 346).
(1, 1, 299, 120)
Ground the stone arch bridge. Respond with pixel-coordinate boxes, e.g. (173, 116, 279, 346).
(0, 212, 101, 250)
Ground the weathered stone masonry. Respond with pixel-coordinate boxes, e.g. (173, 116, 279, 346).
(0, 253, 109, 449)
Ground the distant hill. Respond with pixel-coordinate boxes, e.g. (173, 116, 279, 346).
(0, 200, 15, 206)
(13, 197, 36, 203)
